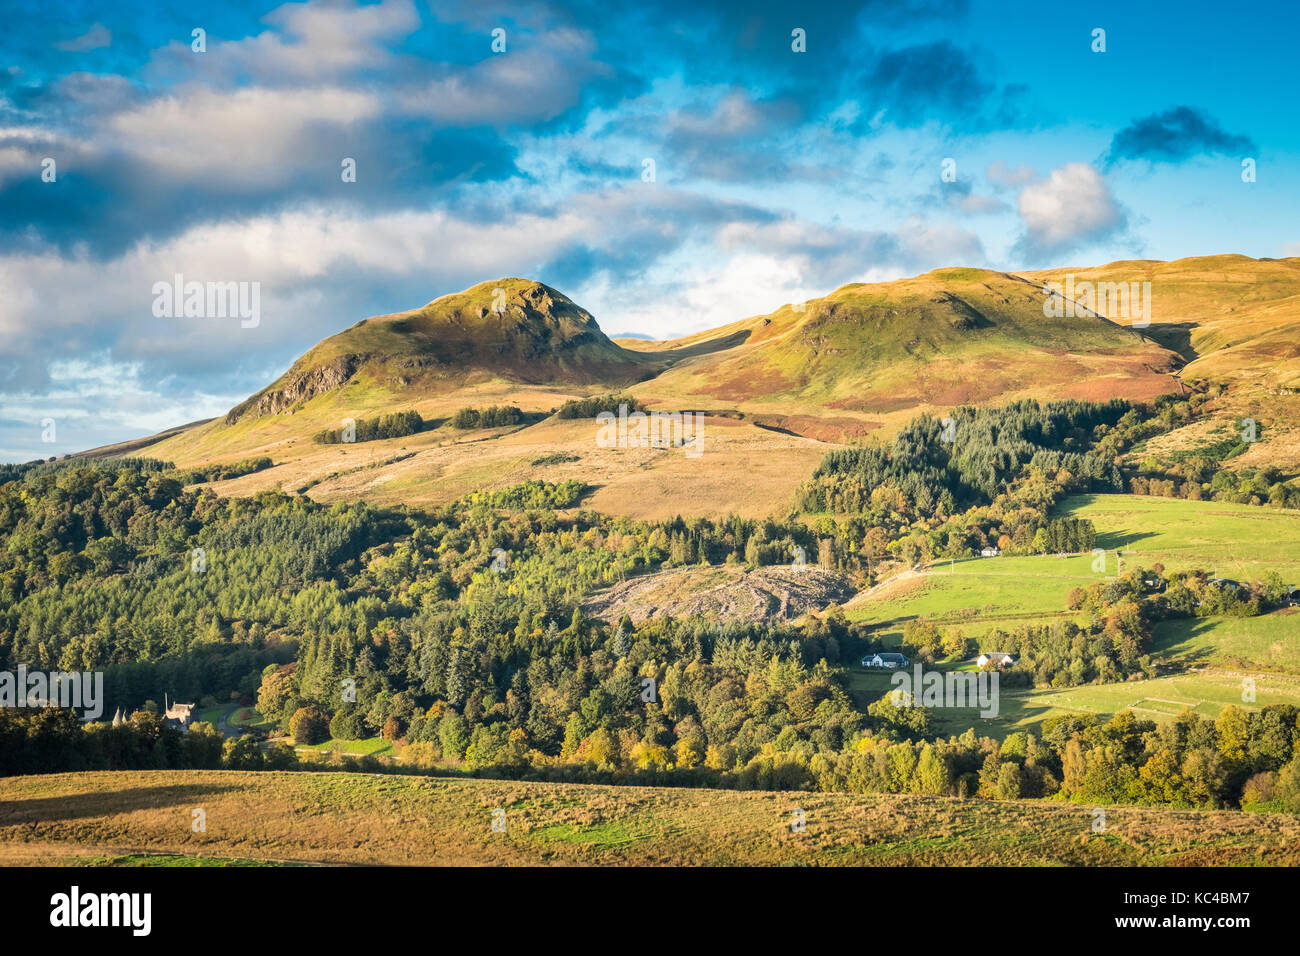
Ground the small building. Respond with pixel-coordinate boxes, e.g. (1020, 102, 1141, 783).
(163, 694, 198, 731)
(977, 652, 1016, 669)
(980, 547, 1001, 558)
(862, 652, 910, 669)
(1287, 587, 1300, 607)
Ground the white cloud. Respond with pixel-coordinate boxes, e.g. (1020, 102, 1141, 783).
(0, 356, 245, 461)
(1016, 162, 1125, 256)
(107, 86, 381, 182)
(399, 30, 606, 125)
(147, 0, 420, 83)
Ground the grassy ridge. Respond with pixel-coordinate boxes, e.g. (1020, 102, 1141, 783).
(3, 770, 1300, 867)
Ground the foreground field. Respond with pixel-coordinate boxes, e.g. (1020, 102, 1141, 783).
(2, 771, 1299, 867)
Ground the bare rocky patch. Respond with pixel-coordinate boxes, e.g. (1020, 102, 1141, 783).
(581, 564, 859, 624)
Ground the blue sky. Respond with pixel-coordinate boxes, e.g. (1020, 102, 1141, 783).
(1, 0, 1297, 461)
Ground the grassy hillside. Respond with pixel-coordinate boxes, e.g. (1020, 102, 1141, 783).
(3, 770, 1299, 866)
(1025, 255, 1300, 473)
(630, 267, 1180, 439)
(152, 413, 828, 520)
(848, 493, 1300, 640)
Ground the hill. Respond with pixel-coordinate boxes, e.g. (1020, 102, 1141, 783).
(1024, 255, 1300, 473)
(623, 266, 1180, 439)
(83, 255, 1300, 518)
(227, 278, 660, 426)
(4, 770, 1298, 866)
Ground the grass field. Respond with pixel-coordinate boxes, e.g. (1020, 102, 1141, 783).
(3, 770, 1299, 866)
(846, 668, 1300, 740)
(847, 495, 1300, 661)
(1071, 494, 1300, 580)
(293, 736, 394, 757)
(1152, 612, 1300, 672)
(846, 553, 1093, 638)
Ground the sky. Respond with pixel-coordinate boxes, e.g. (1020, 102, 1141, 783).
(1, 0, 1297, 461)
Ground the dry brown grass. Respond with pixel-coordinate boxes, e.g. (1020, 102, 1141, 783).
(2, 770, 1298, 867)
(173, 415, 829, 521)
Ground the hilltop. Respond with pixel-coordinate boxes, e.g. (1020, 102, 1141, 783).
(225, 278, 662, 425)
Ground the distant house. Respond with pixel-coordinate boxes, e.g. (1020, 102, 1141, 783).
(976, 652, 1016, 669)
(1287, 587, 1300, 607)
(862, 652, 910, 669)
(1143, 576, 1166, 593)
(980, 547, 1001, 558)
(163, 694, 198, 731)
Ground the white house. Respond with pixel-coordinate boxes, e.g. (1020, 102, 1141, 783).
(980, 546, 1000, 558)
(976, 652, 1015, 669)
(861, 652, 910, 669)
(163, 693, 198, 731)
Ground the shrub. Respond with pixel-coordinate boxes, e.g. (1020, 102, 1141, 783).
(289, 706, 330, 745)
(329, 709, 366, 741)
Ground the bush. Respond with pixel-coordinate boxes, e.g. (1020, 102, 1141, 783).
(1275, 756, 1300, 812)
(452, 405, 522, 429)
(1241, 771, 1277, 806)
(289, 706, 330, 745)
(314, 410, 424, 444)
(555, 394, 644, 419)
(181, 721, 225, 769)
(329, 709, 366, 741)
(223, 735, 264, 770)
(264, 741, 299, 770)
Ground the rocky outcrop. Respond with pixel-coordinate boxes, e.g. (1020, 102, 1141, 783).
(224, 354, 363, 424)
